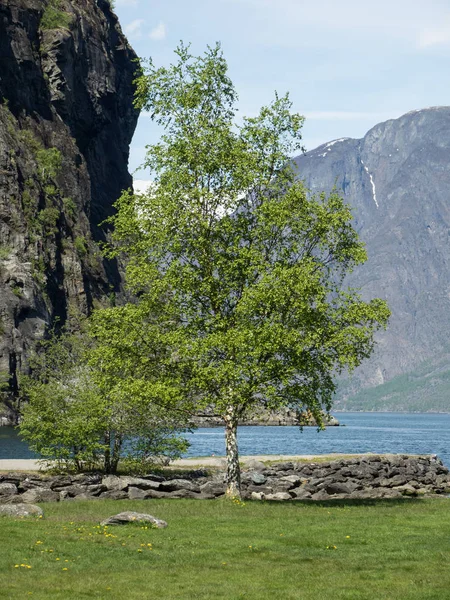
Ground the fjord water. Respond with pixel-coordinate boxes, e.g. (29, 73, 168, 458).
(183, 412, 450, 467)
(2, 413, 450, 467)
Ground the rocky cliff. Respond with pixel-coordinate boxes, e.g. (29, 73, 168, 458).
(295, 107, 450, 411)
(0, 0, 138, 420)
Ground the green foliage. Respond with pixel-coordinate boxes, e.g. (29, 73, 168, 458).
(62, 197, 77, 220)
(104, 43, 389, 427)
(38, 206, 60, 235)
(0, 369, 9, 390)
(19, 327, 190, 473)
(96, 43, 390, 494)
(74, 236, 87, 257)
(11, 284, 23, 298)
(17, 128, 42, 154)
(0, 245, 12, 260)
(20, 145, 63, 237)
(40, 0, 72, 31)
(339, 348, 450, 412)
(21, 187, 38, 231)
(31, 256, 47, 287)
(36, 148, 62, 184)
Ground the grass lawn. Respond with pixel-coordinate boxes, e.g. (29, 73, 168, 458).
(1, 497, 450, 599)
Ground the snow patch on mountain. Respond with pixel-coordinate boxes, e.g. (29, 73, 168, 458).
(360, 160, 379, 208)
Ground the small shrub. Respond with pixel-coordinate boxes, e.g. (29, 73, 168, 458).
(38, 207, 60, 235)
(74, 236, 88, 257)
(0, 246, 12, 260)
(12, 284, 23, 298)
(40, 0, 72, 31)
(36, 147, 62, 183)
(31, 257, 47, 287)
(62, 197, 77, 220)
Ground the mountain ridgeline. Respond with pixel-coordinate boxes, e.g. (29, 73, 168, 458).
(0, 0, 138, 421)
(295, 107, 450, 412)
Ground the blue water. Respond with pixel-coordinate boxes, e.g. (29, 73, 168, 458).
(2, 413, 450, 467)
(184, 412, 450, 467)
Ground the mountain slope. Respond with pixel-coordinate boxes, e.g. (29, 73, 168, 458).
(294, 107, 450, 411)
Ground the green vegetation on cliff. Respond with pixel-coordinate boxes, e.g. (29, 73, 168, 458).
(338, 351, 450, 412)
(40, 0, 72, 31)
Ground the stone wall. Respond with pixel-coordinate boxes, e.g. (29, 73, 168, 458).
(0, 455, 449, 503)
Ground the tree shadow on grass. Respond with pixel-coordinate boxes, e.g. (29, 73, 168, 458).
(264, 497, 442, 508)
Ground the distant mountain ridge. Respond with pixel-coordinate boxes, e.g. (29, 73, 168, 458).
(294, 107, 450, 411)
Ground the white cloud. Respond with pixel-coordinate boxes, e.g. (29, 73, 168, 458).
(418, 27, 450, 48)
(124, 19, 145, 39)
(133, 179, 153, 194)
(116, 0, 138, 6)
(222, 0, 450, 49)
(149, 21, 167, 41)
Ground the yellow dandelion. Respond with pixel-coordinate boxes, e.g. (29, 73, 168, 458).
(56, 558, 60, 561)
(62, 567, 68, 571)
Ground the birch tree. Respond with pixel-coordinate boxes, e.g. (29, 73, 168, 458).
(104, 43, 390, 497)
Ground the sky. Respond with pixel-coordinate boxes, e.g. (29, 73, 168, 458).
(112, 0, 450, 189)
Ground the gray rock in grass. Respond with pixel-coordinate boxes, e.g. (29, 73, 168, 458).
(20, 488, 60, 503)
(100, 511, 167, 528)
(0, 503, 44, 517)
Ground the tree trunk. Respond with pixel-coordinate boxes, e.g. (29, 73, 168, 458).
(224, 405, 241, 498)
(111, 434, 122, 475)
(104, 432, 111, 474)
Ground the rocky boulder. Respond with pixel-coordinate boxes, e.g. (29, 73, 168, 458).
(100, 511, 167, 528)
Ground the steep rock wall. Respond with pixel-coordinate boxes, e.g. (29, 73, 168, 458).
(0, 0, 138, 419)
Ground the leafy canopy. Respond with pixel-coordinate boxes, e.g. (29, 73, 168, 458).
(19, 323, 190, 474)
(102, 42, 389, 427)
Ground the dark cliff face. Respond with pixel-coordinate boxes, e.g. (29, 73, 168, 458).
(0, 0, 138, 417)
(294, 107, 450, 409)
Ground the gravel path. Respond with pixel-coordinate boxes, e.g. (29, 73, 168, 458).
(0, 454, 363, 472)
